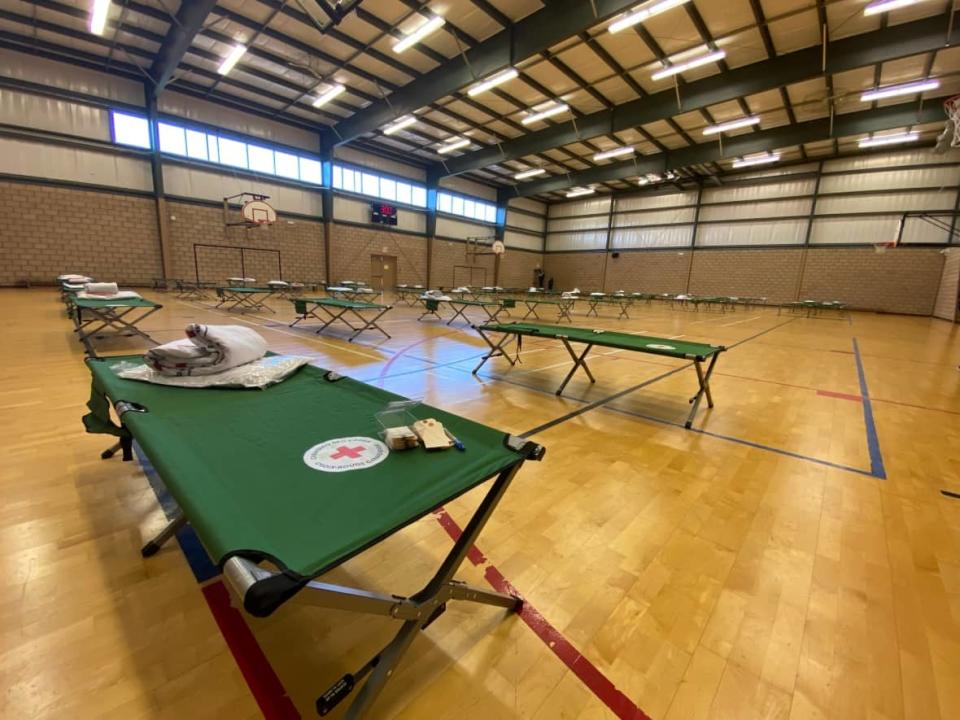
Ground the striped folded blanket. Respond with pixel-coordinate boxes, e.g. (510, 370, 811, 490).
(145, 323, 268, 377)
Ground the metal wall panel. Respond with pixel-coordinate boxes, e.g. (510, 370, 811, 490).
(439, 175, 497, 201)
(816, 190, 956, 215)
(0, 88, 110, 141)
(334, 146, 426, 181)
(0, 48, 144, 105)
(549, 215, 610, 232)
(0, 136, 152, 190)
(504, 230, 543, 251)
(702, 178, 816, 203)
(613, 207, 698, 226)
(436, 216, 494, 240)
(697, 219, 808, 246)
(615, 190, 698, 211)
(612, 225, 694, 248)
(819, 166, 960, 193)
(163, 165, 322, 217)
(509, 197, 547, 214)
(506, 209, 545, 233)
(809, 216, 901, 244)
(823, 149, 960, 172)
(160, 92, 319, 152)
(700, 198, 813, 221)
(548, 196, 612, 218)
(545, 231, 607, 251)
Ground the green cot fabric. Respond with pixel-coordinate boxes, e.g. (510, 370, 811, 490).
(73, 297, 160, 309)
(84, 357, 523, 579)
(223, 287, 273, 294)
(479, 322, 724, 360)
(454, 299, 499, 307)
(425, 298, 440, 311)
(291, 297, 388, 310)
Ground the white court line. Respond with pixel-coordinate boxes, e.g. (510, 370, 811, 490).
(180, 299, 384, 361)
(720, 314, 764, 327)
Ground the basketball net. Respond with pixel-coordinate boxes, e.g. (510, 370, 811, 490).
(934, 95, 960, 154)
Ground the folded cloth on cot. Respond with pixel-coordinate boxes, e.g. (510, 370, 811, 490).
(76, 290, 142, 300)
(85, 282, 120, 296)
(267, 280, 289, 287)
(59, 274, 93, 282)
(145, 323, 268, 376)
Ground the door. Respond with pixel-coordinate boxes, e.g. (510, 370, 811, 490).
(370, 255, 398, 293)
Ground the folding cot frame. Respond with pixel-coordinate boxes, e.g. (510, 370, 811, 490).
(288, 297, 393, 342)
(472, 323, 725, 428)
(85, 357, 546, 720)
(521, 298, 575, 323)
(327, 286, 378, 302)
(214, 286, 277, 313)
(71, 298, 162, 357)
(393, 287, 427, 306)
(585, 296, 634, 320)
(418, 298, 511, 325)
(778, 300, 848, 319)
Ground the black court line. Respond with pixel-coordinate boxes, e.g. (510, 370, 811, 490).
(942, 489, 960, 500)
(519, 319, 797, 439)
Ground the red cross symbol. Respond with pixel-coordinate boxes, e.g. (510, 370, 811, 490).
(331, 445, 365, 460)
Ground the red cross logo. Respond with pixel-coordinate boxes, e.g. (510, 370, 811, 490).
(331, 445, 365, 460)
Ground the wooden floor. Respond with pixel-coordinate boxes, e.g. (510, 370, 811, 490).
(2, 287, 960, 720)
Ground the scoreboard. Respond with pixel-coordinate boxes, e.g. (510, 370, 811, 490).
(371, 202, 398, 226)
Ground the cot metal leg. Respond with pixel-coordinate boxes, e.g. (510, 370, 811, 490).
(313, 306, 353, 334)
(587, 301, 599, 318)
(446, 303, 471, 325)
(618, 302, 630, 320)
(289, 307, 322, 328)
(522, 302, 540, 320)
(141, 511, 187, 557)
(347, 308, 392, 342)
(558, 302, 573, 323)
(686, 354, 719, 429)
(556, 340, 595, 395)
(472, 329, 518, 374)
(100, 434, 133, 461)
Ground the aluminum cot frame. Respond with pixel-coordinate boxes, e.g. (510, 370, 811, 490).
(214, 287, 277, 313)
(71, 299, 162, 357)
(289, 298, 393, 342)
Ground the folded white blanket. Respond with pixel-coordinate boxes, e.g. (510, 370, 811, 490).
(59, 274, 92, 282)
(85, 282, 119, 296)
(267, 280, 289, 287)
(146, 323, 268, 377)
(76, 290, 142, 300)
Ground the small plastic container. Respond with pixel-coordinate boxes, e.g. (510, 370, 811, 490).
(376, 400, 421, 450)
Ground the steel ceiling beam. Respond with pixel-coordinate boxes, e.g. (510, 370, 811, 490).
(444, 12, 959, 178)
(149, 0, 219, 96)
(323, 0, 644, 145)
(508, 101, 946, 198)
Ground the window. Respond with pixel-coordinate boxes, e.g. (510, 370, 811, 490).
(111, 111, 151, 149)
(299, 158, 322, 185)
(275, 151, 299, 179)
(158, 122, 186, 155)
(380, 178, 396, 201)
(248, 144, 275, 174)
(207, 135, 220, 163)
(396, 182, 412, 206)
(329, 163, 428, 208)
(186, 129, 207, 160)
(437, 190, 498, 225)
(411, 186, 427, 208)
(332, 164, 343, 189)
(218, 137, 248, 168)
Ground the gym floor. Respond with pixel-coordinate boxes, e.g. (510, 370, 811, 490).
(2, 288, 959, 720)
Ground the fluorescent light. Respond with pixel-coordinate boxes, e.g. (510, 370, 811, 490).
(593, 146, 635, 161)
(609, 0, 691, 34)
(312, 83, 346, 108)
(383, 115, 417, 135)
(637, 173, 661, 185)
(90, 0, 110, 35)
(393, 16, 445, 53)
(864, 0, 921, 15)
(703, 116, 761, 135)
(861, 78, 940, 101)
(522, 103, 570, 125)
(438, 137, 471, 154)
(515, 168, 546, 180)
(731, 153, 781, 169)
(468, 68, 519, 97)
(858, 132, 920, 148)
(651, 49, 726, 81)
(218, 44, 247, 75)
(566, 187, 595, 198)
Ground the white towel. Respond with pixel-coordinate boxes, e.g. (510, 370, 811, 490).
(85, 282, 119, 296)
(267, 280, 289, 287)
(145, 323, 268, 377)
(76, 290, 142, 300)
(59, 274, 92, 282)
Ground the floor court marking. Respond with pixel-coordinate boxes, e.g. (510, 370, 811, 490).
(852, 337, 887, 480)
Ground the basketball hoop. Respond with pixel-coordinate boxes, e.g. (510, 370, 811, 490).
(224, 192, 277, 229)
(935, 94, 960, 154)
(491, 240, 506, 256)
(873, 241, 896, 254)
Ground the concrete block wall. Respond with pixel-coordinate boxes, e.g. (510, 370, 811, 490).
(431, 238, 495, 288)
(499, 249, 544, 289)
(329, 223, 427, 286)
(0, 180, 161, 285)
(934, 248, 960, 321)
(606, 250, 692, 294)
(688, 248, 804, 304)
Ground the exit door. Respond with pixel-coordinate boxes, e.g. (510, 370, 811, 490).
(370, 254, 397, 293)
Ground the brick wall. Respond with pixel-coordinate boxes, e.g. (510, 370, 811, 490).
(167, 201, 325, 285)
(688, 248, 804, 304)
(933, 248, 960, 321)
(543, 252, 605, 291)
(0, 180, 161, 286)
(329, 223, 427, 286)
(431, 238, 494, 289)
(499, 249, 543, 289)
(606, 250, 692, 294)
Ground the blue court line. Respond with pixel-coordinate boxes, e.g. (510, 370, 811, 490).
(852, 338, 886, 480)
(135, 445, 221, 583)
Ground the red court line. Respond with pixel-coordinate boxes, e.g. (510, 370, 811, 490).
(433, 508, 651, 720)
(817, 389, 863, 402)
(202, 581, 301, 720)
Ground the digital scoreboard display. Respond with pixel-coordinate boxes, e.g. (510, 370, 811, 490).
(371, 202, 398, 226)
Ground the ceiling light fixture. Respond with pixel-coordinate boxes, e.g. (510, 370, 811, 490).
(515, 168, 547, 180)
(703, 116, 761, 135)
(864, 0, 923, 15)
(90, 0, 111, 35)
(393, 16, 445, 53)
(218, 44, 248, 75)
(858, 131, 920, 148)
(468, 68, 519, 96)
(312, 83, 346, 108)
(522, 103, 570, 125)
(438, 137, 471, 154)
(609, 0, 692, 34)
(637, 173, 661, 185)
(731, 153, 781, 169)
(651, 49, 726, 81)
(383, 115, 417, 135)
(566, 187, 596, 198)
(593, 146, 635, 161)
(861, 78, 940, 101)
